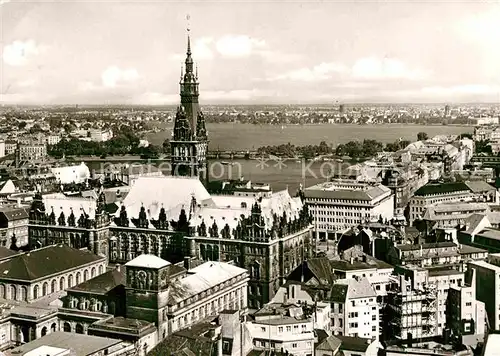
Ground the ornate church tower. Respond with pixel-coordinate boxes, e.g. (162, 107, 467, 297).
(170, 26, 209, 183)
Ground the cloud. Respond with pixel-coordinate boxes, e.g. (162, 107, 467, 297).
(0, 0, 11, 5)
(215, 35, 266, 57)
(201, 89, 277, 101)
(459, 9, 500, 43)
(17, 79, 36, 88)
(268, 62, 347, 82)
(101, 66, 139, 88)
(352, 57, 428, 80)
(2, 40, 40, 66)
(259, 50, 303, 63)
(172, 37, 215, 61)
(134, 92, 179, 105)
(422, 84, 500, 96)
(171, 35, 300, 65)
(268, 57, 428, 83)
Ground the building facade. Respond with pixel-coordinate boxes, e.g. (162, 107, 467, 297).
(0, 205, 29, 248)
(304, 181, 394, 238)
(0, 245, 106, 303)
(468, 260, 500, 330)
(245, 304, 317, 356)
(17, 143, 47, 162)
(409, 182, 475, 225)
(58, 255, 249, 355)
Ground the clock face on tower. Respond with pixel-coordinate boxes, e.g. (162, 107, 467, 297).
(137, 270, 147, 289)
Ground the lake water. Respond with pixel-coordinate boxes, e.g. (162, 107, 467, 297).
(92, 124, 473, 193)
(146, 123, 473, 151)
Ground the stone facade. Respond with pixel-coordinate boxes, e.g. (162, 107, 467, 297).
(29, 191, 110, 258)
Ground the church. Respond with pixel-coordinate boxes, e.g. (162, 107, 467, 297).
(28, 31, 313, 308)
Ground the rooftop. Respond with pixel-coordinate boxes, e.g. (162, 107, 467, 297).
(7, 331, 122, 356)
(147, 322, 219, 356)
(336, 335, 371, 352)
(304, 182, 391, 202)
(43, 192, 97, 219)
(0, 245, 104, 282)
(464, 180, 495, 193)
(125, 254, 171, 269)
(397, 241, 457, 252)
(469, 260, 500, 272)
(0, 206, 29, 221)
(459, 244, 487, 255)
(0, 247, 20, 261)
(414, 182, 470, 196)
(475, 228, 500, 241)
(90, 316, 156, 336)
(168, 261, 247, 304)
(68, 267, 125, 295)
(428, 268, 464, 277)
(336, 277, 377, 299)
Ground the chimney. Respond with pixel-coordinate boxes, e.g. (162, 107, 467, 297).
(350, 257, 354, 264)
(184, 256, 191, 270)
(16, 197, 21, 208)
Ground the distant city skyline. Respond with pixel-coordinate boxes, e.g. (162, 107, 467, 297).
(2, 1, 500, 105)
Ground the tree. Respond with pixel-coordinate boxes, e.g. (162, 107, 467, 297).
(417, 132, 429, 141)
(476, 140, 492, 154)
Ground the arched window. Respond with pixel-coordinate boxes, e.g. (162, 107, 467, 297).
(251, 262, 261, 280)
(83, 269, 89, 281)
(41, 326, 47, 336)
(68, 274, 73, 287)
(75, 324, 84, 334)
(91, 267, 96, 278)
(33, 285, 39, 299)
(42, 282, 48, 296)
(10, 285, 16, 301)
(76, 272, 81, 285)
(21, 286, 28, 302)
(59, 277, 65, 290)
(51, 279, 57, 293)
(98, 265, 103, 275)
(0, 284, 5, 299)
(63, 322, 71, 332)
(51, 323, 57, 333)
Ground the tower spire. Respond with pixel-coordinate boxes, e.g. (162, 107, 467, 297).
(184, 14, 194, 73)
(186, 14, 192, 56)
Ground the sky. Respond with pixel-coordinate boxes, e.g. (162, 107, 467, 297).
(1, 0, 500, 105)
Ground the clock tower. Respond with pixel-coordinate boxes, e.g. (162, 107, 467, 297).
(170, 28, 209, 183)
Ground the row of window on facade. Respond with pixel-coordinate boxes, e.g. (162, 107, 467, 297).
(173, 285, 245, 312)
(171, 294, 245, 332)
(0, 265, 104, 301)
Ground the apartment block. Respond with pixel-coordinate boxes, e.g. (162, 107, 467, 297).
(468, 260, 500, 330)
(305, 181, 394, 238)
